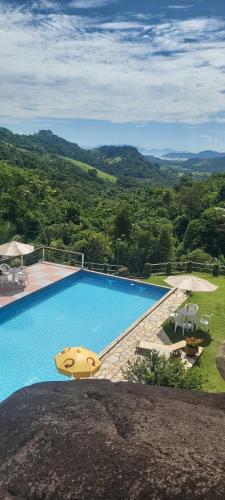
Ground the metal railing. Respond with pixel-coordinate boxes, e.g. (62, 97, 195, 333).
(0, 246, 129, 276)
(0, 247, 84, 269)
(42, 247, 84, 268)
(2, 245, 224, 278)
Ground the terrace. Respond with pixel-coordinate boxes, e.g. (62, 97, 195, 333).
(0, 262, 80, 308)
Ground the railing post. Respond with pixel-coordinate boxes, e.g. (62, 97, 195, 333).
(81, 253, 84, 269)
(42, 247, 45, 262)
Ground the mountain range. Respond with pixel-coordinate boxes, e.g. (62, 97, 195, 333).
(0, 127, 176, 186)
(163, 150, 225, 161)
(1, 127, 225, 183)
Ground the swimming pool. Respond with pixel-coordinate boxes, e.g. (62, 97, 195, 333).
(0, 270, 169, 400)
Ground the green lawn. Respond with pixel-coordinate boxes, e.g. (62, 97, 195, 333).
(60, 156, 116, 183)
(146, 273, 225, 393)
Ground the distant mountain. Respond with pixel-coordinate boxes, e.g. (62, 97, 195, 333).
(163, 150, 225, 161)
(196, 150, 225, 160)
(0, 128, 177, 186)
(183, 156, 225, 173)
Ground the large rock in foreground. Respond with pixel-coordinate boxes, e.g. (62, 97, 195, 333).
(0, 380, 225, 499)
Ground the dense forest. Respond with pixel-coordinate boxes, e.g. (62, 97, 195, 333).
(1, 127, 225, 273)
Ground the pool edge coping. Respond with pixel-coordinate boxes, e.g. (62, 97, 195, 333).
(98, 285, 177, 360)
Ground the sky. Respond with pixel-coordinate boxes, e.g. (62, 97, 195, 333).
(1, 0, 225, 152)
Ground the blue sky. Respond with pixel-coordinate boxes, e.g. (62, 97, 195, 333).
(1, 0, 225, 151)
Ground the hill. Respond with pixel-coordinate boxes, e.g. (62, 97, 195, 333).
(180, 156, 225, 174)
(0, 128, 176, 185)
(59, 156, 116, 183)
(163, 150, 225, 161)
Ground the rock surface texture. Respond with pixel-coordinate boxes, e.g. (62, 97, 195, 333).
(0, 380, 225, 499)
(216, 341, 225, 381)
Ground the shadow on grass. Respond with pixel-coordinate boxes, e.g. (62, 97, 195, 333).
(163, 321, 212, 348)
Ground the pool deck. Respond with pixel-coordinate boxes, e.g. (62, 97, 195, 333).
(95, 287, 187, 382)
(0, 262, 80, 308)
(0, 263, 187, 384)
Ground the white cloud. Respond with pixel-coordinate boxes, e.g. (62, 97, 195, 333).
(69, 0, 116, 8)
(98, 21, 146, 30)
(0, 6, 225, 124)
(168, 5, 192, 9)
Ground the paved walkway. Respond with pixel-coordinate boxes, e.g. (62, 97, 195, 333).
(0, 262, 80, 308)
(95, 288, 186, 382)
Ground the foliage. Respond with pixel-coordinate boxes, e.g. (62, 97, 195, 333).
(156, 226, 174, 262)
(187, 248, 213, 263)
(72, 230, 113, 262)
(185, 337, 202, 347)
(123, 350, 203, 390)
(1, 128, 225, 269)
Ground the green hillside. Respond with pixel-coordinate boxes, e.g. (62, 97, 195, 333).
(60, 156, 116, 183)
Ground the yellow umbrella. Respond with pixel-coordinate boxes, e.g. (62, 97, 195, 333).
(55, 346, 101, 379)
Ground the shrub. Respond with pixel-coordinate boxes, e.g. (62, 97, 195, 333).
(144, 263, 152, 278)
(123, 350, 203, 390)
(213, 263, 220, 277)
(187, 248, 212, 263)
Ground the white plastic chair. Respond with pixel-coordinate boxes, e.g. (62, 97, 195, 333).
(17, 272, 28, 287)
(0, 263, 10, 272)
(186, 303, 198, 314)
(169, 310, 177, 323)
(199, 314, 213, 333)
(186, 305, 197, 331)
(175, 311, 192, 336)
(0, 273, 9, 287)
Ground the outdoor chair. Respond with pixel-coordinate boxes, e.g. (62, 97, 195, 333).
(0, 273, 9, 287)
(185, 304, 198, 331)
(17, 272, 28, 287)
(175, 310, 193, 336)
(186, 303, 198, 313)
(199, 314, 213, 333)
(169, 309, 177, 323)
(136, 340, 186, 357)
(0, 263, 10, 272)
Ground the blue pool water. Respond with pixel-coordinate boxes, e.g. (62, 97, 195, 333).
(0, 270, 169, 400)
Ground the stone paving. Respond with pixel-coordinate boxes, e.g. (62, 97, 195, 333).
(95, 288, 187, 382)
(0, 262, 80, 308)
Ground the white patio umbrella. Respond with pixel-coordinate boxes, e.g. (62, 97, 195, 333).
(165, 274, 217, 293)
(0, 241, 34, 266)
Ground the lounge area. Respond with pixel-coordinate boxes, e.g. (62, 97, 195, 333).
(0, 264, 29, 288)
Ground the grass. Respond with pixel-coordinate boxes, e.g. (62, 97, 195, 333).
(60, 156, 116, 183)
(146, 273, 225, 393)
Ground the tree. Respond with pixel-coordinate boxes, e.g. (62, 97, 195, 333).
(114, 205, 132, 239)
(123, 350, 202, 390)
(72, 230, 113, 262)
(156, 226, 174, 262)
(183, 220, 203, 251)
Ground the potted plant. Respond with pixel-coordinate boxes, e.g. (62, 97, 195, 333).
(185, 337, 202, 356)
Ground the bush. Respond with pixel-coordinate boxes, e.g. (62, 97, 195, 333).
(144, 263, 152, 278)
(123, 350, 203, 390)
(187, 248, 212, 263)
